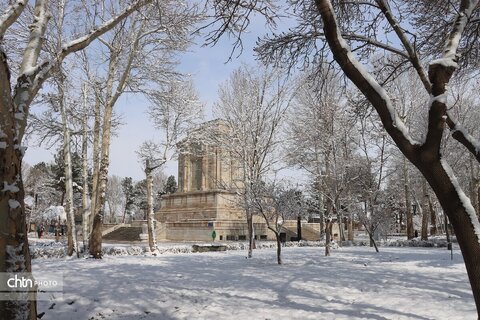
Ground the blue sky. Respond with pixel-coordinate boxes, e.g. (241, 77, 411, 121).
(24, 17, 263, 181)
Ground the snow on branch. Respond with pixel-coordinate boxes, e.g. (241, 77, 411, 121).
(58, 0, 151, 58)
(19, 0, 50, 74)
(0, 0, 26, 38)
(434, 0, 478, 66)
(423, 0, 478, 157)
(446, 113, 480, 163)
(429, 0, 478, 80)
(14, 0, 152, 141)
(20, 0, 152, 96)
(316, 0, 419, 150)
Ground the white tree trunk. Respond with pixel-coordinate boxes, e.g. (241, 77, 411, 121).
(89, 92, 101, 234)
(145, 160, 158, 252)
(59, 81, 78, 257)
(81, 85, 89, 252)
(89, 102, 113, 257)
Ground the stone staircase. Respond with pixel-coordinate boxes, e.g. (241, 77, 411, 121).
(102, 226, 143, 242)
(301, 224, 321, 241)
(280, 226, 298, 241)
(282, 223, 321, 241)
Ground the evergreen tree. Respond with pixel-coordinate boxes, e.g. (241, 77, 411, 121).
(134, 179, 148, 219)
(164, 175, 178, 194)
(50, 149, 84, 205)
(121, 177, 135, 223)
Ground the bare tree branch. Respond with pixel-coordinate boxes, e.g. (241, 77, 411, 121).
(0, 0, 27, 38)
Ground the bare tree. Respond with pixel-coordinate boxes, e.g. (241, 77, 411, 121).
(137, 80, 203, 253)
(288, 66, 358, 255)
(312, 0, 480, 314)
(87, 1, 200, 258)
(0, 1, 155, 317)
(252, 181, 304, 264)
(286, 67, 338, 241)
(207, 0, 480, 314)
(105, 175, 125, 223)
(137, 142, 163, 253)
(213, 64, 291, 258)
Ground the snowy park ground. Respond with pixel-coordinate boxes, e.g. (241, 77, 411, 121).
(33, 245, 476, 320)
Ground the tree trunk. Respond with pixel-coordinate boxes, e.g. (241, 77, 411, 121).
(325, 219, 331, 256)
(0, 51, 37, 319)
(428, 191, 437, 235)
(145, 161, 157, 253)
(89, 92, 101, 235)
(81, 87, 89, 251)
(58, 70, 78, 257)
(89, 100, 114, 258)
(89, 153, 110, 258)
(247, 212, 254, 258)
(317, 187, 325, 240)
(315, 1, 480, 314)
(347, 214, 354, 241)
(420, 160, 480, 315)
(297, 215, 302, 241)
(367, 227, 379, 253)
(60, 102, 78, 257)
(421, 180, 429, 241)
(337, 212, 345, 245)
(404, 157, 414, 239)
(477, 182, 480, 220)
(275, 233, 282, 265)
(0, 152, 37, 319)
(468, 156, 479, 215)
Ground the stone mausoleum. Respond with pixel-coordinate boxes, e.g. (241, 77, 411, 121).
(155, 120, 269, 241)
(153, 119, 323, 242)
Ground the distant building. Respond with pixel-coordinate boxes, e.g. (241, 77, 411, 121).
(154, 119, 323, 242)
(155, 120, 262, 241)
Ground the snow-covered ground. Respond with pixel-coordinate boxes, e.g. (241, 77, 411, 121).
(33, 246, 476, 320)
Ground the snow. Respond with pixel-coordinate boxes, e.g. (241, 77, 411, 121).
(430, 58, 459, 69)
(0, 141, 6, 149)
(35, 206, 67, 221)
(429, 93, 447, 105)
(8, 199, 21, 209)
(430, 5, 473, 71)
(2, 181, 19, 192)
(14, 143, 27, 155)
(14, 112, 24, 120)
(19, 91, 29, 103)
(24, 195, 34, 207)
(441, 158, 480, 245)
(6, 242, 26, 272)
(452, 123, 480, 155)
(0, 1, 27, 31)
(33, 247, 476, 319)
(33, 246, 476, 319)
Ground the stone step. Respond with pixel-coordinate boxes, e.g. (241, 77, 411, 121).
(282, 224, 320, 241)
(102, 227, 143, 242)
